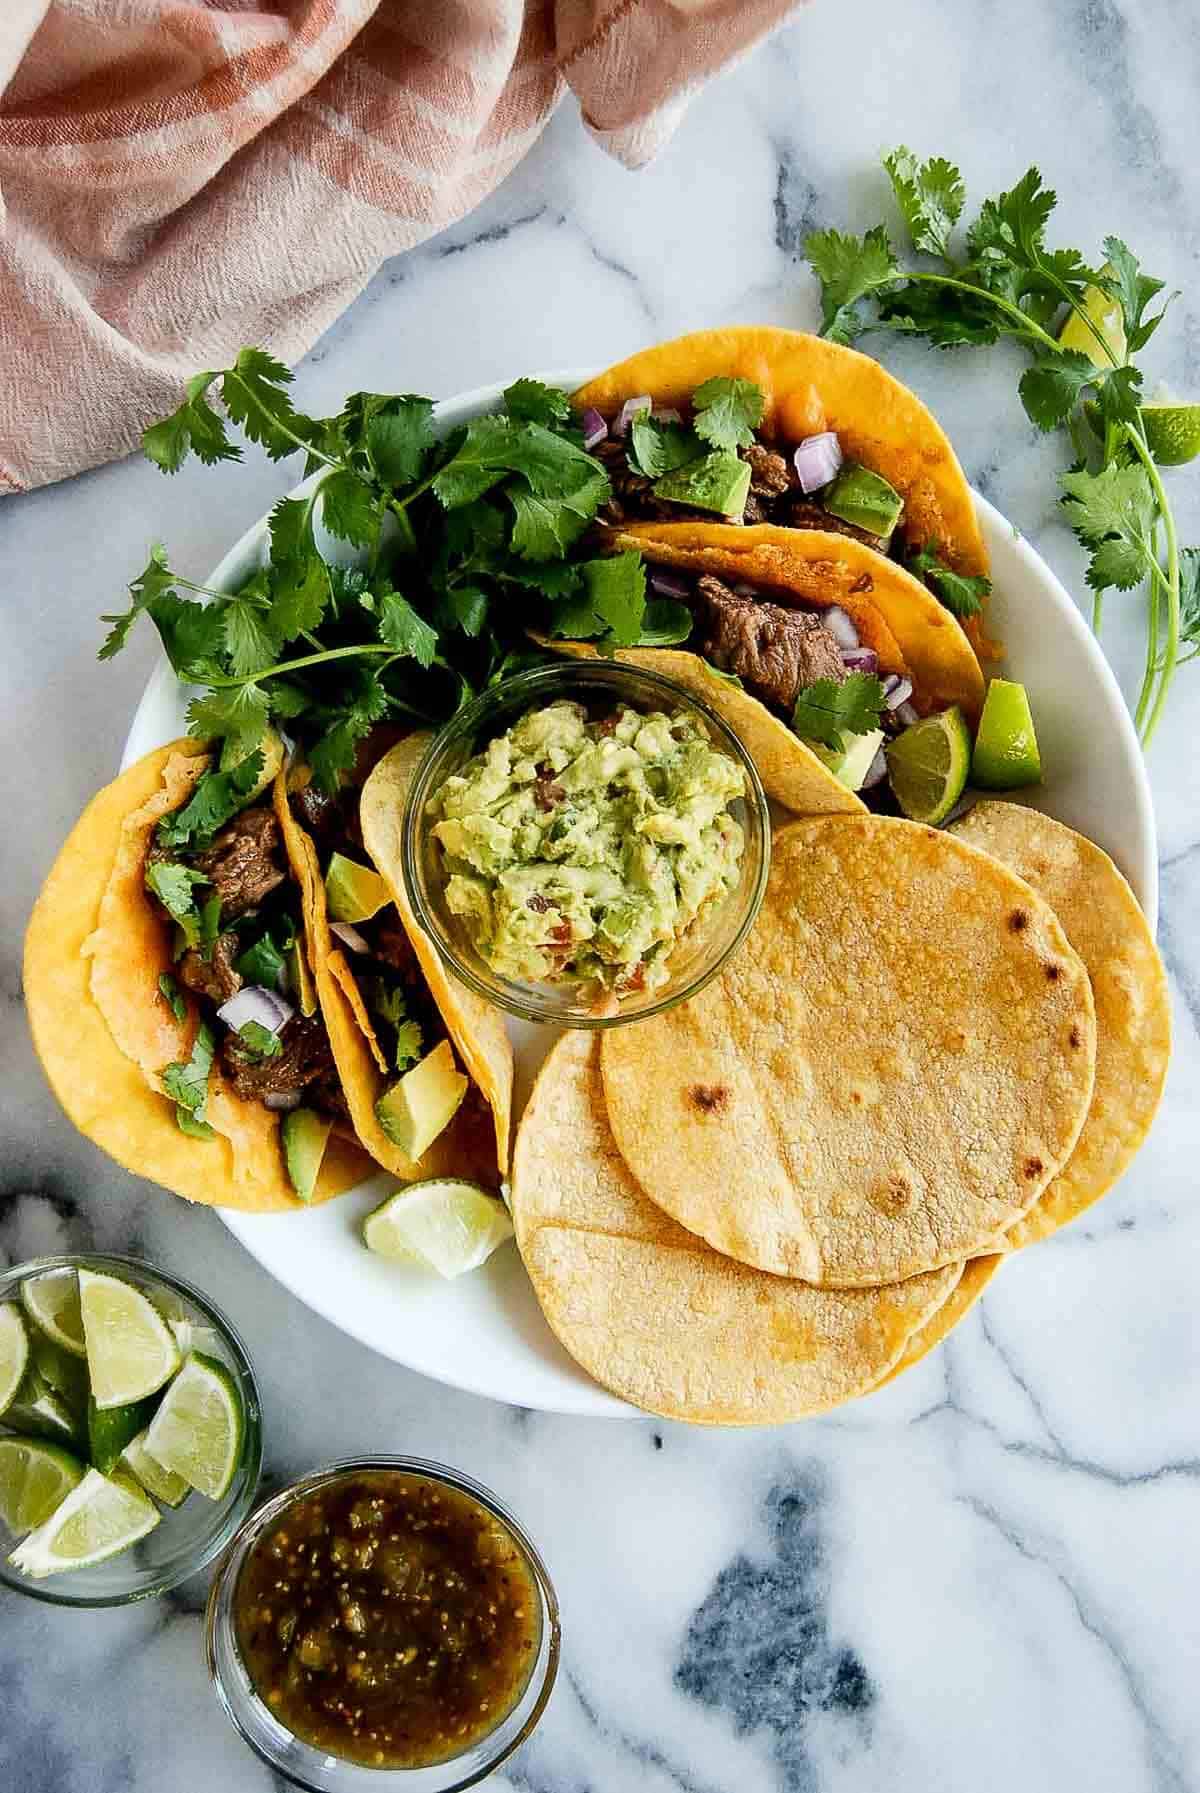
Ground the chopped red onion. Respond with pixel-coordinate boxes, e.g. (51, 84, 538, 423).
(883, 676, 914, 712)
(895, 699, 920, 727)
(613, 395, 652, 438)
(264, 1090, 303, 1112)
(580, 407, 608, 451)
(793, 431, 843, 494)
(217, 985, 293, 1036)
(648, 569, 692, 601)
(862, 745, 889, 790)
(840, 646, 878, 673)
(652, 407, 682, 425)
(329, 921, 370, 956)
(822, 605, 859, 651)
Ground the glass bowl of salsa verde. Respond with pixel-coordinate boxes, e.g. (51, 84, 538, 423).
(205, 1456, 560, 1791)
(401, 661, 771, 1026)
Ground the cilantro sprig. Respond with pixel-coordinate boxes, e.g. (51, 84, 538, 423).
(792, 674, 885, 752)
(806, 150, 1194, 742)
(105, 360, 681, 787)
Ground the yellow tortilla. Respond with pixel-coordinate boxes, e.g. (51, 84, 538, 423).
(951, 802, 1171, 1247)
(276, 779, 500, 1189)
(876, 1255, 1002, 1387)
(512, 1032, 961, 1424)
(602, 817, 1097, 1287)
(24, 743, 368, 1211)
(359, 735, 514, 1173)
(543, 638, 864, 817)
(613, 522, 986, 722)
(574, 326, 989, 578)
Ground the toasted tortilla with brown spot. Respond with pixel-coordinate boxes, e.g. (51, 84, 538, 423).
(512, 1032, 960, 1424)
(602, 817, 1097, 1287)
(24, 742, 369, 1211)
(573, 327, 989, 578)
(359, 735, 514, 1173)
(951, 803, 1170, 1247)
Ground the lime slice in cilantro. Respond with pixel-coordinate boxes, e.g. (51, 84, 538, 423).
(885, 708, 972, 824)
(971, 680, 1042, 790)
(1139, 400, 1200, 467)
(1058, 277, 1126, 370)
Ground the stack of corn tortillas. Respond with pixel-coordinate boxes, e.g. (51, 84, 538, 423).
(511, 806, 1169, 1424)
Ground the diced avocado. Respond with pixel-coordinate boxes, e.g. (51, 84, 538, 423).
(282, 1107, 333, 1204)
(219, 726, 284, 799)
(810, 728, 885, 792)
(821, 464, 904, 539)
(288, 940, 318, 1017)
(652, 450, 751, 518)
(325, 852, 391, 924)
(375, 1041, 468, 1162)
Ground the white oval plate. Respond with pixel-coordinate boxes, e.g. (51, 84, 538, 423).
(123, 372, 1156, 1417)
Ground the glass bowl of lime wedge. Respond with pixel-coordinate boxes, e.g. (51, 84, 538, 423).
(0, 1252, 262, 1607)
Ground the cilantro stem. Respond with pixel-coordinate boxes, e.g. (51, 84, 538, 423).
(205, 643, 402, 688)
(899, 273, 1064, 354)
(224, 371, 342, 472)
(1136, 519, 1161, 733)
(1126, 424, 1180, 744)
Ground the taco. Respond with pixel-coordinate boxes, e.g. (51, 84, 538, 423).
(25, 733, 505, 1210)
(547, 524, 984, 813)
(572, 326, 995, 655)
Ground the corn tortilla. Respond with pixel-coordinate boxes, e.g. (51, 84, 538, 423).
(512, 1032, 961, 1424)
(24, 743, 368, 1211)
(951, 802, 1170, 1248)
(602, 816, 1097, 1287)
(876, 1255, 1002, 1387)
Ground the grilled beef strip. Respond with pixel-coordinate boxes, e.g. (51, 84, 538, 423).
(194, 805, 286, 919)
(691, 574, 849, 714)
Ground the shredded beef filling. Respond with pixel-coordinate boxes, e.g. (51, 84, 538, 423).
(220, 1013, 337, 1104)
(177, 932, 242, 1006)
(692, 574, 848, 714)
(195, 805, 286, 919)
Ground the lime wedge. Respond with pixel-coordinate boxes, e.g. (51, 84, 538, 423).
(1058, 276, 1126, 369)
(1139, 400, 1200, 467)
(363, 1179, 515, 1280)
(120, 1430, 191, 1508)
(5, 1372, 87, 1449)
(21, 1269, 86, 1357)
(28, 1331, 90, 1415)
(0, 1306, 30, 1417)
(168, 1317, 224, 1361)
(884, 707, 972, 824)
(0, 1437, 85, 1536)
(78, 1270, 180, 1411)
(144, 1353, 244, 1500)
(8, 1468, 158, 1577)
(972, 679, 1042, 790)
(88, 1394, 158, 1476)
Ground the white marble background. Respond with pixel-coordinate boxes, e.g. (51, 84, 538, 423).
(3, 4, 1200, 1789)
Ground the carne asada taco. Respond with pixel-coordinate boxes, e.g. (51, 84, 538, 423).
(575, 326, 988, 575)
(548, 524, 984, 811)
(24, 740, 371, 1210)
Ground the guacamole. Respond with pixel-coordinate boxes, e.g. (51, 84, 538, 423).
(429, 700, 746, 991)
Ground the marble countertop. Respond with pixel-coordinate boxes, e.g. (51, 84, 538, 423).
(4, 5, 1200, 1788)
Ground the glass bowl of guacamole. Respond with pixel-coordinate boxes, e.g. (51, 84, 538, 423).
(206, 1455, 560, 1792)
(402, 662, 771, 1026)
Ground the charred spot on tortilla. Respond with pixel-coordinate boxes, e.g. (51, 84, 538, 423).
(1044, 961, 1063, 982)
(1069, 1024, 1083, 1049)
(850, 571, 874, 594)
(1008, 909, 1030, 933)
(689, 1084, 730, 1114)
(1023, 1156, 1044, 1179)
(870, 1175, 915, 1218)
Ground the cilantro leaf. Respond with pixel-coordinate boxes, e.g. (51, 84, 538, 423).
(156, 751, 265, 849)
(1178, 548, 1200, 648)
(792, 674, 885, 752)
(503, 379, 571, 427)
(319, 469, 380, 549)
(394, 1019, 424, 1072)
(223, 590, 278, 677)
(437, 584, 489, 638)
(308, 672, 391, 792)
(378, 588, 438, 666)
(805, 225, 899, 342)
(1060, 462, 1157, 592)
(692, 378, 765, 453)
(1018, 350, 1096, 430)
(883, 147, 964, 261)
(637, 599, 694, 646)
(628, 413, 697, 479)
(966, 166, 1056, 271)
(236, 1020, 283, 1060)
(345, 393, 437, 487)
(220, 349, 311, 462)
(906, 542, 992, 619)
(1094, 362, 1144, 432)
(876, 280, 1000, 347)
(175, 1109, 216, 1140)
(142, 372, 241, 474)
(234, 922, 293, 989)
(146, 862, 210, 924)
(580, 553, 646, 647)
(186, 685, 271, 764)
(1100, 236, 1172, 355)
(162, 1020, 215, 1117)
(265, 494, 330, 639)
(499, 560, 582, 599)
(158, 972, 188, 1023)
(508, 473, 606, 560)
(99, 545, 179, 659)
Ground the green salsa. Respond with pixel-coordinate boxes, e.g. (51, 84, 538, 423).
(233, 1470, 541, 1769)
(429, 700, 746, 992)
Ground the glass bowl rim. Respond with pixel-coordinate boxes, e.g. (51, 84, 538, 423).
(0, 1249, 263, 1608)
(205, 1452, 561, 1793)
(400, 658, 772, 1028)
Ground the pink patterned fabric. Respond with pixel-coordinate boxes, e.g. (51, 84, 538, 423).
(0, 0, 796, 492)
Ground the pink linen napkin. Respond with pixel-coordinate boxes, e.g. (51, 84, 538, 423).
(0, 0, 797, 494)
